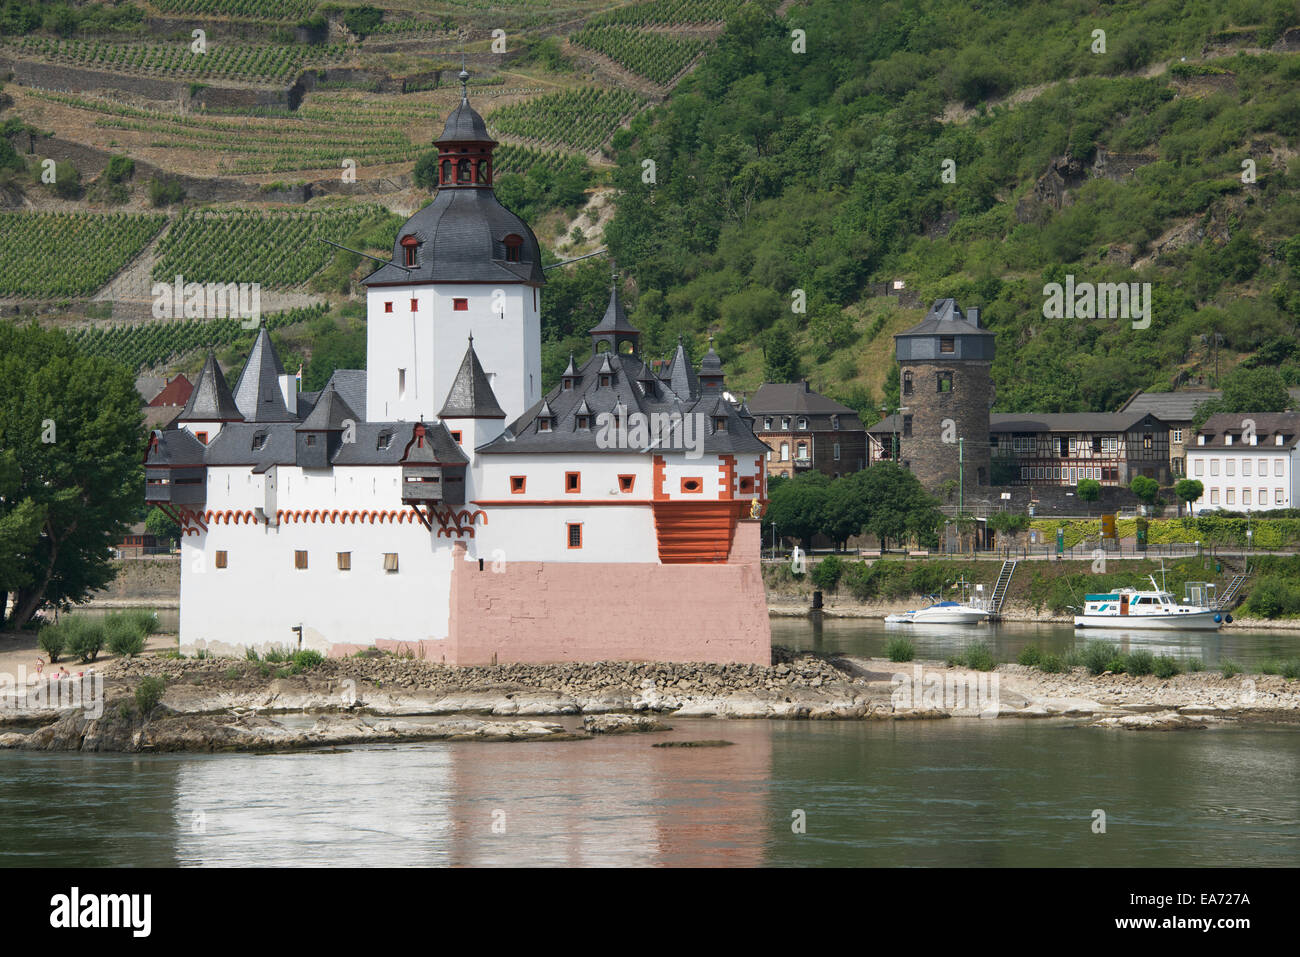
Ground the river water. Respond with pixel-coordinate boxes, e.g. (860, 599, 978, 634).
(3, 617, 1298, 867)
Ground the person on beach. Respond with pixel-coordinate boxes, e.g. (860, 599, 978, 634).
(35, 657, 44, 675)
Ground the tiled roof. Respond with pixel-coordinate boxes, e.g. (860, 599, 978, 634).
(897, 298, 992, 337)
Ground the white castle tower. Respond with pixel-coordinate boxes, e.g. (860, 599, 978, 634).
(362, 67, 543, 425)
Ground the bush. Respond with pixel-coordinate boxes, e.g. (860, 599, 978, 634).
(264, 647, 288, 663)
(1186, 658, 1205, 673)
(38, 624, 66, 663)
(842, 562, 875, 601)
(1105, 657, 1127, 674)
(1153, 656, 1182, 679)
(103, 155, 134, 184)
(1038, 653, 1066, 673)
(950, 640, 995, 671)
(811, 555, 844, 591)
(245, 647, 261, 662)
(885, 635, 914, 662)
(291, 649, 324, 671)
(1017, 645, 1042, 666)
(1282, 659, 1300, 680)
(1081, 640, 1119, 676)
(120, 608, 159, 635)
(135, 676, 166, 715)
(1125, 650, 1155, 676)
(63, 617, 104, 663)
(148, 176, 185, 207)
(1220, 660, 1242, 678)
(104, 613, 146, 658)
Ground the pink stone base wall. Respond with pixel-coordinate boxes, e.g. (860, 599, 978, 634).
(446, 519, 770, 666)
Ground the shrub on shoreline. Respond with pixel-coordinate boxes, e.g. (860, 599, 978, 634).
(948, 640, 995, 671)
(885, 635, 914, 662)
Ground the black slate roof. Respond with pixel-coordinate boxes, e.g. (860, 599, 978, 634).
(158, 418, 468, 469)
(1194, 412, 1300, 450)
(146, 427, 207, 466)
(297, 369, 367, 422)
(362, 187, 544, 286)
(989, 412, 1167, 433)
(588, 284, 637, 335)
(296, 385, 356, 431)
(179, 352, 243, 423)
(478, 348, 769, 456)
(233, 328, 296, 423)
(440, 339, 506, 419)
(897, 297, 993, 337)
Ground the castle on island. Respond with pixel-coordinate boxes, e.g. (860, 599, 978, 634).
(144, 74, 771, 665)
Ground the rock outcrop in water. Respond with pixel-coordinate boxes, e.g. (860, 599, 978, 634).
(3, 649, 1298, 752)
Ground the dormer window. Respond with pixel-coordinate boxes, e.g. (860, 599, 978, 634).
(831, 415, 839, 430)
(715, 417, 728, 432)
(401, 235, 419, 268)
(562, 378, 574, 391)
(781, 417, 790, 430)
(1277, 435, 1285, 446)
(797, 417, 808, 430)
(1225, 434, 1233, 446)
(377, 431, 392, 450)
(600, 374, 612, 388)
(503, 234, 523, 263)
(252, 433, 266, 451)
(538, 418, 552, 433)
(576, 415, 590, 430)
(764, 418, 772, 430)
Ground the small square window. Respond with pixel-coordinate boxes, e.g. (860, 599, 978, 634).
(567, 523, 582, 548)
(306, 434, 317, 447)
(252, 434, 266, 451)
(939, 337, 955, 353)
(195, 431, 208, 445)
(453, 298, 469, 311)
(215, 550, 228, 569)
(510, 475, 526, 494)
(383, 552, 399, 573)
(618, 474, 635, 492)
(295, 550, 308, 570)
(337, 552, 351, 571)
(451, 430, 462, 444)
(377, 432, 392, 451)
(565, 471, 581, 493)
(538, 419, 552, 432)
(384, 301, 393, 313)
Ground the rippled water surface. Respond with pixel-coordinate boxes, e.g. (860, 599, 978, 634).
(2, 717, 1298, 867)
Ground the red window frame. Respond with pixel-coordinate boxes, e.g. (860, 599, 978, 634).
(680, 476, 703, 493)
(566, 523, 583, 549)
(450, 430, 462, 444)
(510, 476, 526, 494)
(410, 298, 418, 312)
(453, 298, 469, 311)
(384, 301, 393, 313)
(618, 474, 635, 492)
(565, 471, 581, 494)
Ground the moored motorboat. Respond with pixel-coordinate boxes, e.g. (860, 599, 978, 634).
(1073, 576, 1228, 631)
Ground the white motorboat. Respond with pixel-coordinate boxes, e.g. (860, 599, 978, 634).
(885, 581, 991, 625)
(1073, 576, 1228, 631)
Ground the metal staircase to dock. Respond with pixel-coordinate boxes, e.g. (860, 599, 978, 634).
(988, 560, 1017, 618)
(1217, 574, 1248, 609)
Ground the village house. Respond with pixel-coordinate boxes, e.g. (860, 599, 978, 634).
(748, 381, 865, 478)
(1185, 412, 1300, 513)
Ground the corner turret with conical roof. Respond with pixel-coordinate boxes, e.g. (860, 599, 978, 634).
(233, 327, 296, 423)
(179, 351, 243, 438)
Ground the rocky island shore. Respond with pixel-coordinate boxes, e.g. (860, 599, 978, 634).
(1, 648, 1298, 753)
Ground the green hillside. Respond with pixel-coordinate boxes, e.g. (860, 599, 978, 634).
(602, 0, 1300, 416)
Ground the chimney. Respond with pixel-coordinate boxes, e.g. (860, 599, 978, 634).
(803, 380, 811, 393)
(967, 307, 980, 327)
